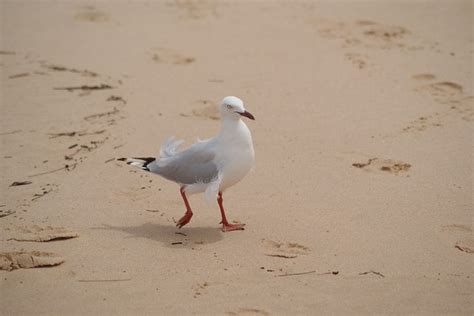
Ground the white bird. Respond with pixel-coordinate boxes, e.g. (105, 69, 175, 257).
(119, 96, 255, 232)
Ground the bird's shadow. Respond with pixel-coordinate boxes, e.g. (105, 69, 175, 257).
(94, 222, 224, 248)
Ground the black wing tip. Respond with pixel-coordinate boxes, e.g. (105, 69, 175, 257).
(132, 157, 155, 165)
(117, 157, 155, 171)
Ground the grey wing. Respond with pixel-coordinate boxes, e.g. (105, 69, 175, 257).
(148, 141, 218, 185)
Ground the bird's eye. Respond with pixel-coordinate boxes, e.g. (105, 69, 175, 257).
(226, 104, 232, 110)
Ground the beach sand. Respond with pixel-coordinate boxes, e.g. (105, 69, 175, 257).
(1, 1, 472, 314)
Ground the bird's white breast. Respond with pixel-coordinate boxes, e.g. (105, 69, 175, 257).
(216, 121, 255, 191)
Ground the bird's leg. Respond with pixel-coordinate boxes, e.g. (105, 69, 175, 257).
(217, 192, 245, 232)
(176, 186, 193, 228)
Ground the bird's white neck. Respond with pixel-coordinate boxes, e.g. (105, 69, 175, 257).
(219, 118, 252, 143)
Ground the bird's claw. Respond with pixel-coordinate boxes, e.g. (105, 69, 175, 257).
(221, 222, 246, 232)
(176, 213, 193, 228)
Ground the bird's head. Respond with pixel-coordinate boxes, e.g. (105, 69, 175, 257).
(220, 96, 255, 121)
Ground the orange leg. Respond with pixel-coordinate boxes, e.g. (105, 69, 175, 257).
(176, 186, 193, 228)
(218, 192, 245, 232)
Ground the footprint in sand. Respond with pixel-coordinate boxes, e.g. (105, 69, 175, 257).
(416, 81, 463, 97)
(352, 158, 411, 175)
(192, 282, 210, 298)
(441, 224, 472, 233)
(412, 74, 464, 100)
(314, 19, 429, 71)
(0, 251, 65, 271)
(261, 239, 310, 258)
(7, 225, 78, 242)
(227, 308, 270, 316)
(151, 48, 195, 65)
(75, 6, 109, 22)
(173, 0, 218, 19)
(412, 73, 437, 81)
(400, 75, 474, 134)
(454, 96, 474, 122)
(0, 50, 16, 55)
(344, 52, 368, 69)
(455, 240, 474, 254)
(402, 115, 443, 133)
(408, 75, 474, 128)
(317, 19, 422, 51)
(117, 187, 152, 202)
(191, 100, 219, 120)
(0, 209, 15, 218)
(361, 23, 410, 47)
(441, 224, 473, 254)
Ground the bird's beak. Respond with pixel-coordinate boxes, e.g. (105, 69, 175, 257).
(238, 110, 255, 120)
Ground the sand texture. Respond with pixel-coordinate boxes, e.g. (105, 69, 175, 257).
(1, 1, 473, 315)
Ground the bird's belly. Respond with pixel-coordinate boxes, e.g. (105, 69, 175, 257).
(219, 151, 254, 191)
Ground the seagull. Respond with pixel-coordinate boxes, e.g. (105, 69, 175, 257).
(118, 96, 255, 232)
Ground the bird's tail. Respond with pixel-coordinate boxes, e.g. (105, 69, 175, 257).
(117, 157, 156, 171)
(117, 137, 183, 170)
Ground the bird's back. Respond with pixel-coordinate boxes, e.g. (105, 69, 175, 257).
(148, 137, 219, 185)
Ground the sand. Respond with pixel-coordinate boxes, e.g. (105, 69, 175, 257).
(1, 1, 473, 315)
